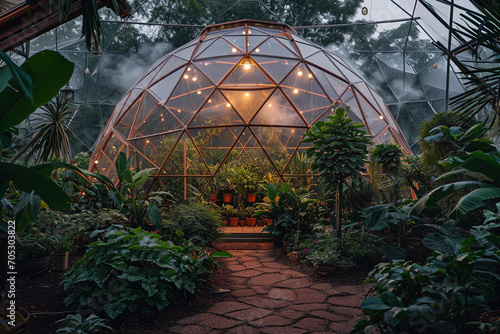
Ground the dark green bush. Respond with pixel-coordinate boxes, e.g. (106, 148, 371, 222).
(160, 203, 225, 248)
(62, 225, 230, 319)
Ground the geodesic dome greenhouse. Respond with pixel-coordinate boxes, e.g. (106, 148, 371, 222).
(89, 19, 411, 200)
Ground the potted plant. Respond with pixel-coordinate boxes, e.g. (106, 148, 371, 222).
(56, 313, 112, 333)
(48, 234, 75, 272)
(17, 229, 51, 275)
(245, 177, 260, 203)
(220, 181, 234, 203)
(219, 204, 239, 227)
(306, 249, 341, 276)
(207, 176, 220, 203)
(244, 206, 258, 227)
(237, 206, 246, 227)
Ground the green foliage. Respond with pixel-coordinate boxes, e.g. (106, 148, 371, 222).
(160, 203, 225, 248)
(62, 225, 231, 319)
(218, 204, 238, 218)
(17, 228, 51, 260)
(56, 314, 112, 333)
(48, 234, 75, 253)
(370, 143, 404, 175)
(73, 152, 91, 170)
(352, 223, 500, 334)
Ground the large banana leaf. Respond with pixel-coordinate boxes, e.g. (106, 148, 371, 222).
(0, 50, 74, 132)
(452, 187, 500, 218)
(410, 181, 495, 216)
(0, 162, 71, 211)
(459, 151, 500, 186)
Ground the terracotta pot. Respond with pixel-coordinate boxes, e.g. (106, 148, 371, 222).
(49, 251, 69, 272)
(208, 193, 218, 203)
(246, 193, 256, 203)
(287, 251, 301, 262)
(334, 263, 356, 274)
(257, 219, 264, 226)
(282, 240, 290, 252)
(264, 218, 273, 225)
(246, 217, 257, 227)
(239, 219, 246, 227)
(314, 264, 334, 276)
(228, 217, 239, 227)
(222, 193, 232, 203)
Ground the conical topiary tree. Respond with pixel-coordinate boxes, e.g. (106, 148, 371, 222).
(302, 108, 371, 244)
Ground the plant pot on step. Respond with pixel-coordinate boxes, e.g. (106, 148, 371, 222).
(246, 217, 257, 227)
(239, 219, 246, 227)
(246, 193, 256, 203)
(209, 193, 218, 203)
(222, 193, 232, 203)
(334, 263, 356, 274)
(314, 264, 334, 277)
(49, 251, 69, 271)
(228, 217, 239, 227)
(257, 219, 264, 226)
(264, 218, 273, 225)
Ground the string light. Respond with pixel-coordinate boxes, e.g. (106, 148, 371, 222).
(293, 89, 299, 94)
(255, 48, 260, 53)
(244, 63, 251, 70)
(245, 92, 249, 97)
(226, 103, 231, 107)
(187, 67, 192, 71)
(208, 99, 212, 103)
(298, 70, 303, 76)
(232, 48, 237, 53)
(197, 90, 202, 94)
(192, 77, 197, 81)
(268, 104, 272, 107)
(184, 74, 189, 79)
(308, 73, 313, 78)
(178, 109, 181, 113)
(379, 115, 384, 120)
(94, 160, 98, 164)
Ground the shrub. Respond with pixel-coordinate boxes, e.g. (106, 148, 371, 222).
(62, 225, 231, 319)
(160, 203, 225, 248)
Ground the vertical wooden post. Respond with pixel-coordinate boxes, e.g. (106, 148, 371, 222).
(184, 141, 187, 201)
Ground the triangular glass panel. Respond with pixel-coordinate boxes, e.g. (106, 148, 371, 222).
(109, 88, 142, 127)
(129, 132, 182, 169)
(224, 27, 246, 36)
(174, 44, 197, 60)
(150, 56, 188, 84)
(189, 90, 244, 127)
(316, 102, 365, 130)
(222, 36, 247, 54)
(231, 128, 279, 175)
(188, 126, 244, 174)
(252, 90, 306, 126)
(193, 38, 216, 58)
(220, 58, 274, 89)
(149, 66, 185, 103)
(308, 65, 342, 102)
(161, 132, 201, 176)
(331, 57, 364, 84)
(193, 56, 240, 86)
(186, 177, 210, 202)
(250, 37, 298, 58)
(247, 35, 270, 54)
(195, 37, 244, 59)
(373, 128, 395, 146)
(128, 145, 156, 171)
(252, 56, 299, 85)
(132, 104, 183, 138)
(294, 41, 321, 59)
(222, 88, 274, 123)
(353, 91, 387, 137)
(275, 37, 300, 57)
(133, 94, 161, 131)
(114, 98, 140, 140)
(102, 133, 127, 167)
(281, 67, 332, 125)
(165, 66, 215, 125)
(95, 151, 117, 179)
(306, 52, 343, 76)
(135, 60, 166, 89)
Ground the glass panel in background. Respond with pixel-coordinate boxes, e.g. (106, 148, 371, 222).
(222, 36, 247, 53)
(161, 132, 198, 176)
(150, 56, 188, 84)
(394, 101, 435, 149)
(114, 98, 140, 139)
(222, 88, 275, 123)
(190, 90, 243, 127)
(193, 56, 240, 86)
(129, 132, 182, 169)
(251, 90, 305, 126)
(149, 66, 185, 103)
(250, 37, 298, 58)
(252, 56, 299, 85)
(103, 133, 127, 167)
(247, 35, 271, 54)
(132, 103, 183, 138)
(220, 58, 274, 89)
(129, 146, 155, 172)
(195, 37, 244, 58)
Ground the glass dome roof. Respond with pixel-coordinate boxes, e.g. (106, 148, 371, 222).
(90, 19, 411, 199)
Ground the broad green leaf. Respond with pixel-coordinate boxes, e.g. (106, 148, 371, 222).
(0, 50, 74, 132)
(132, 168, 157, 186)
(13, 191, 41, 233)
(0, 50, 32, 101)
(147, 205, 162, 230)
(423, 233, 460, 256)
(0, 162, 71, 211)
(361, 297, 391, 311)
(452, 187, 500, 218)
(460, 151, 500, 183)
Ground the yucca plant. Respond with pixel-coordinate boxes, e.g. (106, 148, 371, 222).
(25, 94, 75, 164)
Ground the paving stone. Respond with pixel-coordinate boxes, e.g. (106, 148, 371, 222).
(327, 295, 364, 308)
(239, 256, 259, 262)
(256, 267, 281, 273)
(266, 288, 297, 301)
(260, 327, 307, 334)
(228, 264, 247, 271)
(252, 286, 269, 294)
(198, 314, 243, 329)
(248, 273, 289, 286)
(233, 269, 263, 278)
(239, 296, 289, 309)
(226, 326, 262, 334)
(278, 309, 304, 320)
(177, 313, 213, 325)
(250, 315, 293, 326)
(294, 288, 327, 304)
(227, 307, 273, 322)
(310, 310, 350, 322)
(273, 278, 311, 289)
(232, 288, 257, 298)
(294, 317, 329, 331)
(242, 261, 263, 269)
(336, 285, 367, 295)
(169, 325, 209, 334)
(310, 283, 334, 291)
(261, 262, 291, 269)
(280, 269, 307, 277)
(230, 277, 249, 285)
(207, 301, 253, 314)
(291, 303, 329, 312)
(257, 257, 276, 262)
(329, 305, 363, 317)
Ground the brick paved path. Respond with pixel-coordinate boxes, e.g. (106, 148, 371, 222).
(169, 249, 368, 334)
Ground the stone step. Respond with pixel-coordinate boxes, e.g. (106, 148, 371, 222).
(221, 232, 273, 243)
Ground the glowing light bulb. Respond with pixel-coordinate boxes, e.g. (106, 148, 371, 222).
(232, 48, 237, 53)
(160, 114, 163, 117)
(268, 104, 272, 107)
(112, 146, 116, 149)
(192, 77, 197, 81)
(291, 130, 295, 133)
(379, 115, 384, 120)
(208, 99, 212, 103)
(82, 192, 86, 196)
(242, 31, 246, 35)
(293, 89, 299, 94)
(84, 68, 90, 75)
(248, 30, 252, 34)
(245, 92, 249, 97)
(187, 67, 192, 71)
(255, 48, 260, 53)
(161, 118, 164, 121)
(184, 74, 189, 79)
(197, 90, 202, 94)
(178, 109, 181, 113)
(205, 62, 209, 66)
(362, 6, 368, 15)
(226, 103, 231, 107)
(308, 73, 313, 78)
(146, 140, 150, 143)
(244, 63, 251, 70)
(298, 70, 303, 76)
(94, 160, 98, 164)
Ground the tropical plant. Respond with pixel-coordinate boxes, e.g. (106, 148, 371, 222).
(452, 0, 500, 128)
(370, 143, 404, 206)
(56, 313, 112, 333)
(62, 225, 232, 319)
(22, 94, 75, 164)
(48, 234, 75, 253)
(302, 108, 370, 243)
(218, 204, 238, 218)
(17, 228, 51, 260)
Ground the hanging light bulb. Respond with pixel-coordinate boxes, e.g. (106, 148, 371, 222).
(232, 48, 237, 53)
(184, 74, 189, 79)
(84, 68, 90, 75)
(379, 115, 384, 120)
(197, 90, 202, 94)
(255, 48, 260, 53)
(293, 89, 299, 94)
(362, 6, 368, 15)
(226, 103, 231, 107)
(192, 77, 197, 81)
(94, 160, 99, 164)
(244, 63, 251, 70)
(245, 92, 249, 97)
(208, 99, 212, 103)
(308, 73, 313, 78)
(298, 70, 303, 76)
(187, 67, 192, 71)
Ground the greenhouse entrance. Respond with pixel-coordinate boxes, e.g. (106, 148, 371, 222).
(90, 19, 411, 202)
